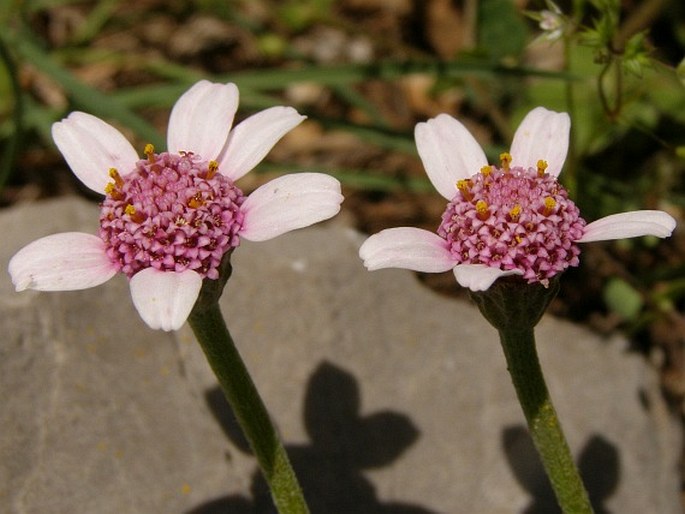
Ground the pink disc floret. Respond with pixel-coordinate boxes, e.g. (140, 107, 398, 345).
(438, 155, 586, 284)
(99, 148, 245, 280)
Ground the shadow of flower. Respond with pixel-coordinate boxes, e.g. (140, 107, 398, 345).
(188, 361, 436, 514)
(502, 425, 620, 514)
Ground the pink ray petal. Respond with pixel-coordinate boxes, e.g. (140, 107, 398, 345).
(577, 210, 677, 243)
(415, 114, 488, 200)
(453, 264, 523, 292)
(52, 112, 139, 193)
(129, 268, 202, 331)
(8, 232, 117, 291)
(217, 106, 306, 182)
(167, 81, 239, 159)
(359, 227, 456, 272)
(509, 107, 570, 177)
(239, 173, 343, 242)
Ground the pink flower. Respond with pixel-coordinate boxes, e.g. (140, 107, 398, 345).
(9, 81, 343, 331)
(359, 107, 676, 291)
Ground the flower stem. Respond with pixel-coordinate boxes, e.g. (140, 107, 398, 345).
(188, 301, 309, 513)
(498, 327, 594, 514)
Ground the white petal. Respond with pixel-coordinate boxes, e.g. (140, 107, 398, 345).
(453, 264, 523, 292)
(577, 210, 677, 243)
(239, 173, 343, 242)
(8, 232, 117, 291)
(217, 106, 306, 182)
(167, 81, 239, 159)
(129, 268, 202, 331)
(359, 227, 456, 272)
(52, 112, 139, 193)
(415, 114, 488, 200)
(509, 107, 570, 177)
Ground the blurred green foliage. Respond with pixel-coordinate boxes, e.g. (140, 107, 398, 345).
(603, 277, 644, 321)
(478, 0, 528, 62)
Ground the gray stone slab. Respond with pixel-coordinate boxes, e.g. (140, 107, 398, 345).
(0, 197, 681, 513)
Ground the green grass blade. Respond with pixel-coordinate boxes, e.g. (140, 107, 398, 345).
(111, 58, 575, 109)
(8, 29, 165, 148)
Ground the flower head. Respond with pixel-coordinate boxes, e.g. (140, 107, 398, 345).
(9, 80, 343, 331)
(527, 0, 566, 43)
(539, 1, 565, 41)
(439, 154, 585, 284)
(359, 107, 676, 292)
(100, 149, 245, 280)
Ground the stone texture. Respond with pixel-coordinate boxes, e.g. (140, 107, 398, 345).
(0, 197, 681, 514)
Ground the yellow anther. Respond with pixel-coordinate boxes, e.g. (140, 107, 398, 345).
(480, 165, 492, 177)
(515, 235, 523, 244)
(125, 204, 146, 223)
(109, 168, 124, 187)
(509, 204, 522, 221)
(144, 143, 155, 162)
(537, 159, 548, 177)
(457, 179, 473, 201)
(188, 193, 204, 209)
(475, 200, 490, 220)
(542, 197, 557, 216)
(207, 160, 219, 179)
(104, 181, 123, 200)
(499, 152, 512, 172)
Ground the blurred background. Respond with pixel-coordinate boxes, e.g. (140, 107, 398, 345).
(0, 0, 683, 495)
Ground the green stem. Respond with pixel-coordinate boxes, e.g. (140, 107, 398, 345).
(563, 33, 578, 200)
(188, 301, 309, 514)
(0, 34, 23, 191)
(498, 327, 594, 514)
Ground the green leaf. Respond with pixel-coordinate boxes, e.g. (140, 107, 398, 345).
(478, 0, 528, 62)
(276, 0, 334, 31)
(603, 278, 644, 320)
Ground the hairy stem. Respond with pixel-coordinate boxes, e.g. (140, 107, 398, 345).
(499, 327, 594, 514)
(188, 301, 309, 513)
